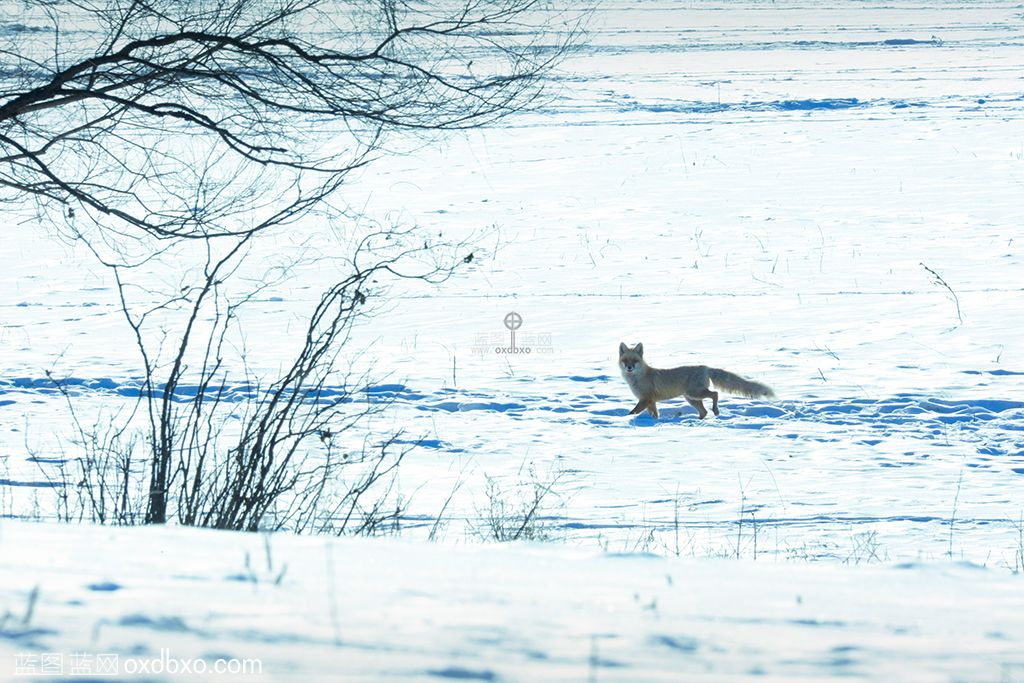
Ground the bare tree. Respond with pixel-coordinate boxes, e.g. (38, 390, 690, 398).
(3, 0, 580, 530)
(0, 0, 578, 245)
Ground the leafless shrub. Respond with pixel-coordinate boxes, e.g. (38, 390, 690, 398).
(921, 262, 963, 329)
(29, 387, 145, 525)
(844, 530, 888, 566)
(473, 465, 565, 542)
(29, 225, 469, 533)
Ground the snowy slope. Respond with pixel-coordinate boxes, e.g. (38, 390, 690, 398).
(2, 520, 1023, 682)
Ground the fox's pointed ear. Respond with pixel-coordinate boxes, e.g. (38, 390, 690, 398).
(618, 342, 627, 355)
(635, 343, 644, 357)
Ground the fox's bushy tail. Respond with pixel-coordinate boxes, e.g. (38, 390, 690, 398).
(708, 368, 775, 399)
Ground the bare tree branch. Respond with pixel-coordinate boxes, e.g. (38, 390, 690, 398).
(1, 0, 581, 243)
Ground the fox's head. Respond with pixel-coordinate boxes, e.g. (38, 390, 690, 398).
(618, 342, 646, 378)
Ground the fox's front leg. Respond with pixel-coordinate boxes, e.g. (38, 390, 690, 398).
(646, 401, 659, 419)
(628, 399, 648, 416)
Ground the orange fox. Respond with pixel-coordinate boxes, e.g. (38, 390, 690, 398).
(618, 342, 775, 419)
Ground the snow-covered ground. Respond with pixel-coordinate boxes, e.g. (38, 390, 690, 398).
(2, 521, 1023, 682)
(3, 0, 1024, 679)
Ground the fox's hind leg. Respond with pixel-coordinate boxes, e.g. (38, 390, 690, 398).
(696, 389, 720, 416)
(686, 398, 708, 419)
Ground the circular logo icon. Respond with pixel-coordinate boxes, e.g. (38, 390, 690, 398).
(504, 311, 523, 331)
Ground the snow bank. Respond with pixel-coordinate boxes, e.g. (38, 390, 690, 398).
(1, 521, 1021, 681)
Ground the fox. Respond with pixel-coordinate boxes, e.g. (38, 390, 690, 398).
(618, 342, 775, 419)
